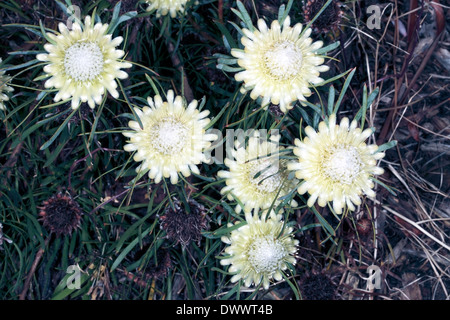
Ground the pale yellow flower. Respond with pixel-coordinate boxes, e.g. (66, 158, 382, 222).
(220, 209, 298, 290)
(0, 58, 14, 111)
(37, 16, 132, 109)
(231, 16, 329, 113)
(123, 90, 217, 184)
(145, 0, 190, 18)
(288, 114, 385, 214)
(218, 132, 298, 214)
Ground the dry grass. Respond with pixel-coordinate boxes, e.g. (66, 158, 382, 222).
(328, 0, 450, 300)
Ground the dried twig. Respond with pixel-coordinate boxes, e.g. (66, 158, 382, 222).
(19, 237, 50, 300)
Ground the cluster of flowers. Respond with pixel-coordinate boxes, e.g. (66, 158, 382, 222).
(0, 0, 385, 291)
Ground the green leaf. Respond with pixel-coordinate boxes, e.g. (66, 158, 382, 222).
(111, 0, 121, 22)
(206, 102, 229, 130)
(371, 177, 397, 196)
(314, 68, 351, 87)
(333, 68, 356, 114)
(217, 57, 238, 66)
(214, 20, 237, 49)
(278, 0, 294, 25)
(39, 19, 56, 44)
(216, 64, 244, 72)
(376, 140, 397, 153)
(108, 11, 138, 34)
(310, 205, 336, 237)
(361, 87, 380, 127)
(52, 271, 90, 300)
(355, 84, 368, 124)
(235, 1, 254, 31)
(110, 226, 153, 272)
(228, 21, 245, 39)
(315, 41, 340, 55)
(145, 73, 160, 96)
(327, 85, 335, 116)
(0, 59, 41, 72)
(40, 108, 78, 150)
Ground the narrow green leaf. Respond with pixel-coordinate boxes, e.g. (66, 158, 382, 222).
(327, 85, 335, 116)
(333, 68, 356, 114)
(278, 0, 294, 25)
(315, 41, 340, 55)
(228, 21, 245, 38)
(371, 176, 397, 196)
(217, 57, 238, 65)
(236, 1, 254, 31)
(214, 20, 237, 49)
(110, 226, 152, 272)
(355, 84, 368, 123)
(0, 59, 41, 72)
(376, 140, 397, 153)
(206, 102, 229, 129)
(216, 64, 244, 72)
(145, 73, 160, 96)
(40, 108, 77, 150)
(314, 68, 351, 87)
(311, 205, 336, 237)
(108, 11, 138, 34)
(39, 19, 55, 44)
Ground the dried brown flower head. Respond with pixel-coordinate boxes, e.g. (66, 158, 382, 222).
(243, 0, 283, 19)
(146, 248, 173, 279)
(39, 193, 83, 236)
(159, 198, 209, 247)
(303, 0, 343, 34)
(299, 271, 338, 300)
(356, 217, 373, 236)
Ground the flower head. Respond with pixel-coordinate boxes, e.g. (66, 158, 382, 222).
(159, 198, 209, 246)
(299, 271, 337, 300)
(303, 0, 343, 34)
(145, 0, 190, 18)
(231, 16, 329, 113)
(38, 192, 83, 236)
(0, 58, 14, 111)
(220, 210, 298, 290)
(288, 114, 385, 214)
(145, 248, 173, 279)
(37, 16, 132, 109)
(123, 90, 217, 184)
(218, 132, 298, 214)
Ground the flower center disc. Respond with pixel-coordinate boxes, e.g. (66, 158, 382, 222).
(248, 236, 286, 273)
(249, 159, 282, 193)
(64, 42, 104, 82)
(150, 118, 189, 155)
(264, 41, 303, 81)
(323, 145, 362, 184)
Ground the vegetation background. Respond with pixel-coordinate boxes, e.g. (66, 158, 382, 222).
(0, 0, 448, 300)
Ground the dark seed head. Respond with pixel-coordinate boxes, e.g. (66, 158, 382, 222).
(299, 272, 337, 300)
(159, 198, 209, 247)
(146, 248, 173, 279)
(39, 193, 83, 236)
(356, 218, 373, 236)
(303, 0, 343, 34)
